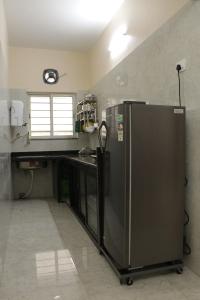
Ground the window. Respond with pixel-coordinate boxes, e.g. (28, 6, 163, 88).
(30, 94, 75, 138)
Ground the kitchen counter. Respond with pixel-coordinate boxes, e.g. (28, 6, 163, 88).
(11, 151, 97, 168)
(63, 155, 97, 168)
(11, 150, 77, 161)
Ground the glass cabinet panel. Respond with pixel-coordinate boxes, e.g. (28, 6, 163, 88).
(80, 169, 86, 219)
(86, 169, 97, 235)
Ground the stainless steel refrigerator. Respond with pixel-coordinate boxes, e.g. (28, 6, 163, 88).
(103, 102, 185, 271)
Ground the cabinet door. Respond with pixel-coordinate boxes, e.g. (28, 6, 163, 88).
(79, 169, 86, 220)
(86, 168, 97, 235)
(56, 160, 71, 204)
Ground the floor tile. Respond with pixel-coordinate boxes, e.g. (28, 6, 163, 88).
(0, 198, 199, 300)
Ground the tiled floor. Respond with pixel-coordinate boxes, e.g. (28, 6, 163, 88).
(0, 199, 200, 300)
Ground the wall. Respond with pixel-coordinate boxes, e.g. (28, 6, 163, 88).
(9, 47, 91, 199)
(0, 0, 12, 274)
(8, 47, 91, 153)
(8, 0, 189, 152)
(0, 0, 11, 197)
(89, 0, 188, 86)
(10, 88, 89, 199)
(12, 161, 54, 200)
(9, 46, 90, 92)
(9, 89, 90, 200)
(10, 89, 89, 153)
(89, 1, 200, 276)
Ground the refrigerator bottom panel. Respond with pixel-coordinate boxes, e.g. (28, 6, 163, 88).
(101, 246, 183, 285)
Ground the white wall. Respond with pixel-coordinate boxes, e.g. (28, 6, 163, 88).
(0, 0, 12, 266)
(89, 0, 188, 86)
(9, 47, 91, 152)
(0, 0, 11, 188)
(9, 46, 90, 92)
(0, 0, 8, 76)
(10, 88, 90, 153)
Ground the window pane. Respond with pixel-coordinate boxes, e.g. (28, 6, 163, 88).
(53, 118, 72, 125)
(31, 125, 51, 131)
(31, 97, 50, 103)
(54, 132, 73, 136)
(30, 94, 74, 138)
(53, 125, 73, 131)
(31, 111, 50, 118)
(53, 97, 72, 104)
(31, 103, 50, 111)
(31, 118, 50, 125)
(31, 132, 51, 137)
(53, 111, 73, 118)
(53, 104, 72, 111)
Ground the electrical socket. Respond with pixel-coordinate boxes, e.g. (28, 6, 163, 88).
(176, 58, 187, 72)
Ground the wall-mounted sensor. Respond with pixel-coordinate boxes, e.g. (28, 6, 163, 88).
(43, 69, 59, 84)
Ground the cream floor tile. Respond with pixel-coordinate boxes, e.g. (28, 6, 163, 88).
(61, 234, 94, 250)
(167, 267, 200, 292)
(0, 283, 88, 300)
(86, 276, 187, 300)
(79, 267, 119, 295)
(0, 198, 200, 300)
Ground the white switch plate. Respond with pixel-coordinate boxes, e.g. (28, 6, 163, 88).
(176, 58, 187, 72)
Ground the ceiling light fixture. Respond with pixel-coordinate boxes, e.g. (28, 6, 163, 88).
(108, 25, 132, 59)
(43, 69, 59, 85)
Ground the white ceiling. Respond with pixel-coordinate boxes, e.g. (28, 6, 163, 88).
(4, 0, 124, 51)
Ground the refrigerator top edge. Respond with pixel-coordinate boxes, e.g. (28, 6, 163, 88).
(106, 103, 185, 110)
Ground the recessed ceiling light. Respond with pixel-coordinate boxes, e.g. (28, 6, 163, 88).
(108, 25, 132, 59)
(78, 0, 124, 23)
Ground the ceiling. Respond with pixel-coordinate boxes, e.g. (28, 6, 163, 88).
(4, 0, 124, 51)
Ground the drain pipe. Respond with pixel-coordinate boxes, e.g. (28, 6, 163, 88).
(19, 170, 34, 199)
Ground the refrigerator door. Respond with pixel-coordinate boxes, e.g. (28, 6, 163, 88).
(129, 105, 185, 268)
(87, 168, 98, 236)
(103, 104, 129, 269)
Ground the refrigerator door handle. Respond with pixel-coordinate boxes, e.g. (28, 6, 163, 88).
(128, 105, 132, 266)
(98, 121, 108, 153)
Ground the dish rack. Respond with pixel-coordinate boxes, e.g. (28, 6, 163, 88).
(75, 94, 98, 133)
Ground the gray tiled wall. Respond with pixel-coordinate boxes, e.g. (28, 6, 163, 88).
(0, 2, 12, 270)
(10, 89, 89, 152)
(0, 89, 11, 201)
(89, 1, 200, 276)
(10, 89, 90, 199)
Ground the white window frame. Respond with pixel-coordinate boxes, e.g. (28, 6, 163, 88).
(28, 92, 77, 140)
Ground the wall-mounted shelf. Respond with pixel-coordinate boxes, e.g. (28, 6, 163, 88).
(75, 94, 98, 133)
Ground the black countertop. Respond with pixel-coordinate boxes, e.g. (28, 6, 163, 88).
(11, 151, 97, 168)
(11, 150, 78, 159)
(63, 154, 97, 168)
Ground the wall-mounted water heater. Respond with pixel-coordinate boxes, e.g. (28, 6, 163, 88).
(10, 100, 24, 126)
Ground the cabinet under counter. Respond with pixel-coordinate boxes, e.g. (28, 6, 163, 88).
(11, 150, 103, 249)
(57, 155, 100, 245)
